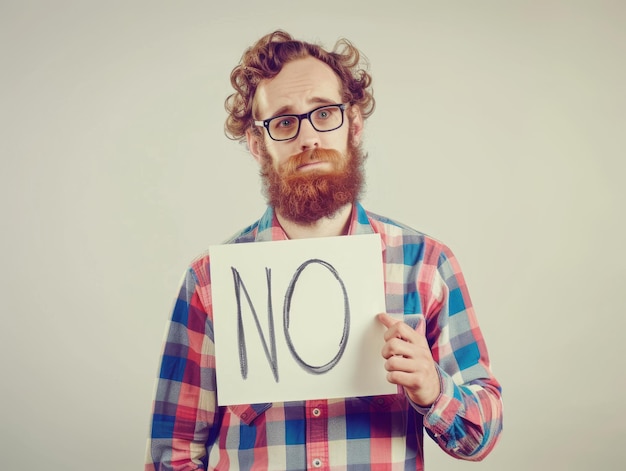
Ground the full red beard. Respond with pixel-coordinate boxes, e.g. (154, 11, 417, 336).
(259, 138, 365, 225)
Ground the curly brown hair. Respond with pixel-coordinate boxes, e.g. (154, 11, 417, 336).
(224, 30, 375, 143)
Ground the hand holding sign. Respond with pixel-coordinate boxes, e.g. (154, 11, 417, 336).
(377, 313, 441, 407)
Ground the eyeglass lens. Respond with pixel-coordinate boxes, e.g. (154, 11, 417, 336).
(268, 105, 344, 140)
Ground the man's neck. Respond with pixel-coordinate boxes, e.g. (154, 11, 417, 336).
(276, 204, 353, 240)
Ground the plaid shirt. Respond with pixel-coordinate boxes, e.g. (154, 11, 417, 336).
(145, 203, 503, 470)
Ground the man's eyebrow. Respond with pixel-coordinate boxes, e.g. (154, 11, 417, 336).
(268, 97, 339, 118)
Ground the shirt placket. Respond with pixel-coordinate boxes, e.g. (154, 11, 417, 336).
(305, 399, 329, 470)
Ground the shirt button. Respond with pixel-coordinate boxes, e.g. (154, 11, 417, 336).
(312, 408, 321, 417)
(312, 458, 323, 468)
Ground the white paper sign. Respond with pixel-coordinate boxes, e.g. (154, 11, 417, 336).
(209, 233, 394, 406)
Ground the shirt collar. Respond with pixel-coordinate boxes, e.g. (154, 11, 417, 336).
(254, 202, 376, 243)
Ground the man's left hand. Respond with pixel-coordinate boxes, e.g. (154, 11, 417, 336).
(377, 313, 441, 407)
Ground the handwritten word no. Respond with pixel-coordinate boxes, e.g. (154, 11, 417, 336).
(231, 259, 350, 382)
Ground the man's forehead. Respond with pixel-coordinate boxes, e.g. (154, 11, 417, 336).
(253, 57, 343, 118)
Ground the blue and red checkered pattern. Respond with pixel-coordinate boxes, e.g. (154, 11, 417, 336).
(145, 203, 502, 470)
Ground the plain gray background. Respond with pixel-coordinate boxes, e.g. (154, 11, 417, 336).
(2, 1, 624, 470)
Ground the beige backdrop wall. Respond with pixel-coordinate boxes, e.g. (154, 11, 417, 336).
(2, 1, 624, 470)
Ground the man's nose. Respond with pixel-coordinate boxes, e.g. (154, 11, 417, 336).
(297, 118, 320, 151)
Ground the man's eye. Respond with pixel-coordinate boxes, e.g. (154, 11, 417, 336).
(316, 110, 330, 119)
(276, 118, 296, 128)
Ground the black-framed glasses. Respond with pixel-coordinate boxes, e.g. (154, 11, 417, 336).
(254, 103, 348, 141)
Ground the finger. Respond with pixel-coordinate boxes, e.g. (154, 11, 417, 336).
(378, 314, 414, 343)
(377, 313, 401, 329)
(385, 369, 419, 387)
(383, 322, 421, 344)
(381, 338, 415, 359)
(384, 355, 419, 374)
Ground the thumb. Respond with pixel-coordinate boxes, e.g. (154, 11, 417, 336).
(377, 312, 401, 329)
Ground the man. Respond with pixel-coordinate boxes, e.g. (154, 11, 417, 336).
(145, 30, 502, 470)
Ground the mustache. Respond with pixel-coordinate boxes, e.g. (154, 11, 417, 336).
(280, 148, 344, 174)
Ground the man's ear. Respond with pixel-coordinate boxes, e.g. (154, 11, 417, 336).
(350, 106, 364, 146)
(246, 128, 264, 164)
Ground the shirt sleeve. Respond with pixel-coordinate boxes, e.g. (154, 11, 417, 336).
(417, 243, 503, 461)
(145, 256, 219, 470)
